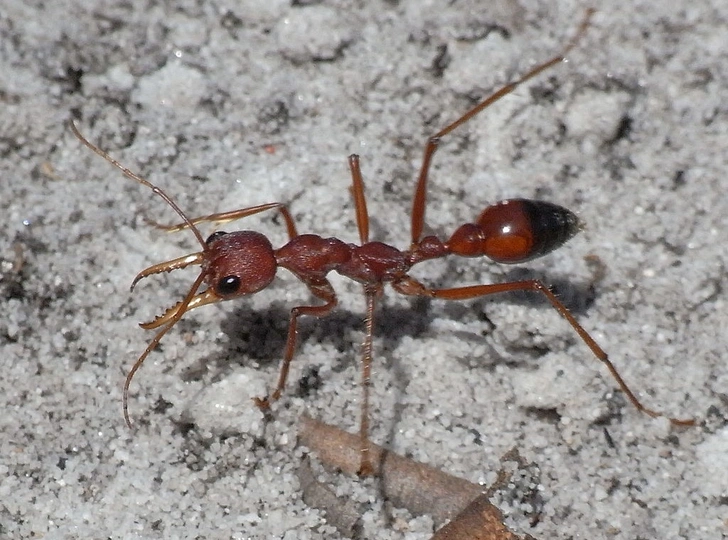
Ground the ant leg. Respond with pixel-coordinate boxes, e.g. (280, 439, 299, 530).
(72, 122, 298, 241)
(392, 275, 695, 427)
(410, 9, 594, 245)
(348, 154, 370, 244)
(150, 202, 299, 241)
(254, 280, 337, 409)
(357, 284, 380, 476)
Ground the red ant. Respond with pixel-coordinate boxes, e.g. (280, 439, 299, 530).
(71, 9, 693, 475)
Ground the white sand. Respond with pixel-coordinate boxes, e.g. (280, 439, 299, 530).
(1, 1, 725, 538)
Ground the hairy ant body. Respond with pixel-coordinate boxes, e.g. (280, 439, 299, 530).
(71, 9, 692, 475)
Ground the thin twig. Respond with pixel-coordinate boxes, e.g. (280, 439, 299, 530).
(298, 416, 538, 539)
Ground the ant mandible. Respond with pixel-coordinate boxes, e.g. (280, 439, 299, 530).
(71, 8, 693, 476)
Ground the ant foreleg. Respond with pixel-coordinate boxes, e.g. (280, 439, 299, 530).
(392, 275, 695, 427)
(253, 280, 337, 409)
(410, 9, 594, 245)
(148, 202, 299, 240)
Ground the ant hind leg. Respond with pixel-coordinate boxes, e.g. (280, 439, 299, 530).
(392, 275, 694, 427)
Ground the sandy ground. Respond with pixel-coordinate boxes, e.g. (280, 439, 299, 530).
(1, 0, 726, 538)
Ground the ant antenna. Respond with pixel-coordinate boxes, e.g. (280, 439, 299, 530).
(69, 120, 208, 250)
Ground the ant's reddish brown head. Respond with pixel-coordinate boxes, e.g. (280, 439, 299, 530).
(203, 231, 277, 299)
(69, 120, 278, 427)
(131, 231, 278, 331)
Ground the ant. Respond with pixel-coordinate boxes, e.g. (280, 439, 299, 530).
(71, 8, 693, 476)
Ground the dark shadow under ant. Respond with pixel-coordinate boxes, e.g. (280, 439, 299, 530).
(70, 8, 693, 476)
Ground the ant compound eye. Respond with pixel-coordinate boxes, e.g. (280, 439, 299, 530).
(206, 231, 228, 245)
(216, 275, 241, 296)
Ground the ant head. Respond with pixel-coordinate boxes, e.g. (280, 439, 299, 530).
(136, 231, 277, 331)
(204, 230, 277, 299)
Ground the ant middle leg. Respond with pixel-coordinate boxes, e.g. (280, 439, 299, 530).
(356, 284, 381, 476)
(410, 9, 594, 245)
(392, 275, 695, 427)
(348, 154, 370, 245)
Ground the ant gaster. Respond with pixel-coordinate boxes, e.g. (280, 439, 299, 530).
(71, 9, 693, 476)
